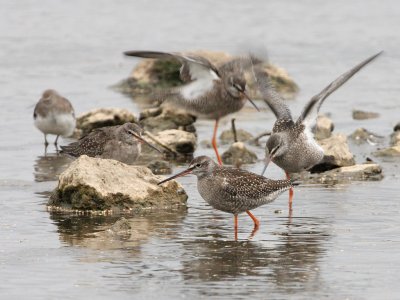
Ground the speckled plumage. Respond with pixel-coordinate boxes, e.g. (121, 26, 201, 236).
(258, 52, 382, 173)
(61, 123, 147, 165)
(159, 156, 293, 215)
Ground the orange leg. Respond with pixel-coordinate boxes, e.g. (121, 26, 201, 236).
(246, 210, 260, 229)
(212, 119, 223, 165)
(285, 171, 294, 211)
(234, 214, 238, 241)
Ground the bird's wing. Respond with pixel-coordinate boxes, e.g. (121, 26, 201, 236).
(218, 168, 292, 199)
(123, 50, 221, 81)
(255, 68, 293, 121)
(297, 51, 382, 127)
(60, 128, 109, 157)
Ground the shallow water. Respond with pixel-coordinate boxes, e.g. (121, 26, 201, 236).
(1, 0, 400, 299)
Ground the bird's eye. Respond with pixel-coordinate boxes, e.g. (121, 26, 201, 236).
(196, 163, 201, 167)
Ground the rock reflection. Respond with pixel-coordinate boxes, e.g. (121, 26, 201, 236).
(180, 217, 330, 294)
(33, 153, 73, 182)
(48, 209, 187, 252)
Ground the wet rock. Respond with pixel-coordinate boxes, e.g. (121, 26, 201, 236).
(153, 129, 197, 155)
(293, 163, 383, 184)
(390, 131, 400, 146)
(221, 142, 257, 165)
(109, 217, 132, 235)
(76, 108, 137, 136)
(373, 145, 400, 157)
(394, 122, 400, 132)
(115, 50, 298, 97)
(352, 109, 380, 120)
(48, 155, 187, 212)
(313, 114, 334, 140)
(139, 106, 196, 133)
(349, 128, 383, 145)
(147, 160, 172, 175)
(219, 129, 254, 144)
(317, 134, 355, 167)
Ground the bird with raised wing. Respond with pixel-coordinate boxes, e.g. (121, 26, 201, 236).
(257, 51, 382, 210)
(158, 155, 294, 240)
(60, 122, 161, 165)
(123, 50, 261, 165)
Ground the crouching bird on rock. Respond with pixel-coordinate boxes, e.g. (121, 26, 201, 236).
(158, 155, 295, 240)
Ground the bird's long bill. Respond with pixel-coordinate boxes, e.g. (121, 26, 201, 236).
(131, 132, 162, 153)
(261, 155, 271, 176)
(242, 91, 260, 112)
(158, 167, 195, 185)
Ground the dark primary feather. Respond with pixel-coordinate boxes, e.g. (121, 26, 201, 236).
(297, 51, 383, 125)
(255, 68, 293, 121)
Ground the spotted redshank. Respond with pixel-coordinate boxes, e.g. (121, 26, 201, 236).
(123, 50, 261, 165)
(258, 51, 382, 209)
(158, 155, 294, 239)
(60, 122, 161, 164)
(33, 89, 76, 146)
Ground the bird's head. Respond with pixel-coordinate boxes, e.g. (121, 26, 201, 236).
(120, 123, 161, 152)
(261, 133, 288, 175)
(226, 75, 260, 111)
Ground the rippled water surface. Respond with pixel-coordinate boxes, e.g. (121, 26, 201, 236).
(1, 0, 400, 299)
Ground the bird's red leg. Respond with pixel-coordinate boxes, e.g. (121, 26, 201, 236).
(246, 210, 260, 229)
(234, 214, 238, 241)
(212, 119, 223, 165)
(286, 171, 294, 211)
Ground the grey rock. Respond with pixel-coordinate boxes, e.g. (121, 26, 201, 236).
(390, 131, 400, 146)
(48, 155, 187, 212)
(317, 133, 355, 167)
(313, 114, 334, 140)
(373, 145, 400, 157)
(394, 122, 400, 132)
(147, 160, 172, 175)
(349, 128, 383, 145)
(219, 129, 254, 144)
(352, 109, 380, 120)
(221, 142, 257, 166)
(153, 129, 197, 154)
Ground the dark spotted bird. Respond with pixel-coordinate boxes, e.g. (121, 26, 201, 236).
(158, 155, 294, 239)
(33, 89, 76, 146)
(60, 122, 160, 164)
(123, 50, 261, 165)
(257, 51, 382, 209)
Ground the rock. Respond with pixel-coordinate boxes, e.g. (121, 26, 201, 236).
(109, 217, 132, 235)
(139, 106, 196, 133)
(394, 122, 400, 132)
(76, 108, 137, 136)
(219, 129, 254, 144)
(317, 133, 355, 167)
(200, 140, 212, 149)
(313, 114, 334, 140)
(48, 155, 187, 212)
(390, 131, 400, 146)
(349, 128, 383, 145)
(115, 50, 298, 97)
(147, 160, 172, 175)
(153, 129, 197, 155)
(373, 145, 400, 157)
(352, 110, 380, 120)
(221, 142, 257, 165)
(292, 163, 383, 184)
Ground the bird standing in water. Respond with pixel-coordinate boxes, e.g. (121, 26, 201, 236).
(123, 50, 261, 165)
(158, 156, 294, 240)
(258, 51, 382, 210)
(33, 89, 76, 147)
(60, 122, 161, 164)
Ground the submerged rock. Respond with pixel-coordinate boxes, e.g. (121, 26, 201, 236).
(221, 142, 257, 165)
(317, 133, 355, 168)
(373, 145, 400, 157)
(349, 128, 383, 145)
(352, 109, 380, 120)
(115, 50, 298, 97)
(293, 163, 383, 184)
(75, 108, 137, 136)
(48, 155, 187, 212)
(313, 114, 334, 140)
(139, 106, 196, 133)
(219, 129, 254, 144)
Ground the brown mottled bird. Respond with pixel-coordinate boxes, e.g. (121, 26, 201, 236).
(158, 156, 294, 239)
(60, 123, 160, 164)
(257, 51, 382, 210)
(123, 50, 261, 165)
(33, 89, 76, 146)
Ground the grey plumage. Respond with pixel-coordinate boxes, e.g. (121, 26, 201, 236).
(258, 52, 382, 174)
(158, 156, 293, 215)
(61, 122, 159, 164)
